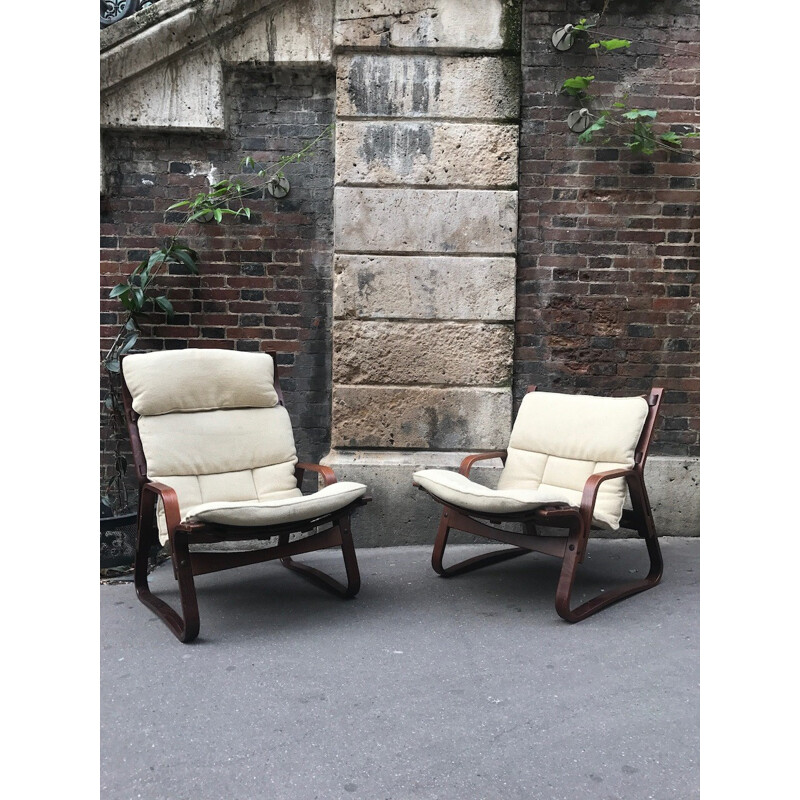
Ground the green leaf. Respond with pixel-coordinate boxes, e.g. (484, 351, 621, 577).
(612, 101, 627, 108)
(561, 75, 595, 97)
(243, 207, 251, 219)
(589, 43, 599, 49)
(104, 396, 114, 410)
(622, 109, 657, 120)
(109, 284, 129, 299)
(659, 131, 683, 147)
(131, 287, 145, 310)
(119, 332, 139, 355)
(124, 317, 138, 331)
(155, 296, 174, 317)
(577, 115, 607, 144)
(167, 200, 191, 210)
(683, 132, 700, 138)
(148, 251, 167, 268)
(214, 208, 223, 223)
(598, 38, 631, 51)
(169, 248, 199, 274)
(105, 358, 120, 373)
(172, 242, 198, 258)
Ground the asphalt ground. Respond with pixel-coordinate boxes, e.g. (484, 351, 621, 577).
(101, 539, 699, 800)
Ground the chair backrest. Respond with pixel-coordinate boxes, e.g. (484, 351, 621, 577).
(496, 389, 655, 529)
(121, 349, 301, 520)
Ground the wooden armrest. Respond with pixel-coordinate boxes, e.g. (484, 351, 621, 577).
(295, 462, 338, 487)
(579, 468, 635, 526)
(141, 481, 182, 534)
(459, 450, 508, 477)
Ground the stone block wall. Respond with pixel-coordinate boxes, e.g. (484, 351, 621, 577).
(100, 66, 336, 495)
(517, 0, 700, 458)
(327, 0, 521, 454)
(321, 1, 524, 541)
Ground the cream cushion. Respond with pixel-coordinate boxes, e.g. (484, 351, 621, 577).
(124, 349, 279, 414)
(416, 391, 649, 530)
(122, 349, 366, 543)
(413, 469, 577, 515)
(184, 482, 367, 527)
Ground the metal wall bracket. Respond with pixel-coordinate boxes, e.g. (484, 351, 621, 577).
(267, 176, 290, 199)
(552, 24, 576, 51)
(567, 108, 592, 133)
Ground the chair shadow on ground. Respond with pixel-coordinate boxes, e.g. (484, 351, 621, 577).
(137, 539, 659, 643)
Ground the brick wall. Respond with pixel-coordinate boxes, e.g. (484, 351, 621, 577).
(100, 66, 335, 497)
(517, 0, 700, 456)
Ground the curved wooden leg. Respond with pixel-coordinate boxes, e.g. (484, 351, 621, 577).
(555, 512, 663, 623)
(431, 508, 528, 577)
(133, 505, 199, 643)
(280, 514, 361, 598)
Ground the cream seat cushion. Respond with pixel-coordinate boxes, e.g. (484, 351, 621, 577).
(183, 482, 367, 527)
(413, 469, 577, 515)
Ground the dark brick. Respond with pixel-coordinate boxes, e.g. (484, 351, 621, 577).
(515, 0, 699, 457)
(596, 149, 619, 161)
(629, 161, 655, 175)
(628, 324, 654, 337)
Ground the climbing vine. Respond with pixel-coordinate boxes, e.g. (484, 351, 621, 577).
(557, 15, 699, 158)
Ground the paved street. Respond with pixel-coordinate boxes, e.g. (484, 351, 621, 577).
(101, 539, 699, 800)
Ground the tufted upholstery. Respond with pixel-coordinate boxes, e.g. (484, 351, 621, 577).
(123, 349, 366, 543)
(414, 391, 649, 530)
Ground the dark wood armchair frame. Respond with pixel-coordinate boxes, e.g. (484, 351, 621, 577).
(414, 386, 664, 623)
(121, 352, 370, 643)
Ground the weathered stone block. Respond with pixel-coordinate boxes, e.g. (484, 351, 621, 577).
(101, 49, 225, 131)
(333, 255, 516, 320)
(334, 0, 509, 51)
(336, 54, 520, 119)
(334, 188, 517, 253)
(331, 386, 512, 449)
(221, 0, 333, 65)
(333, 321, 513, 385)
(335, 121, 518, 186)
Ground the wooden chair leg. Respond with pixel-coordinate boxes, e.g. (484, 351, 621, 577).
(134, 522, 200, 643)
(431, 508, 528, 578)
(280, 514, 361, 598)
(555, 511, 663, 623)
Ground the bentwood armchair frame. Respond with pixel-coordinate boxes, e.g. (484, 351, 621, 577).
(416, 387, 663, 623)
(122, 352, 369, 643)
